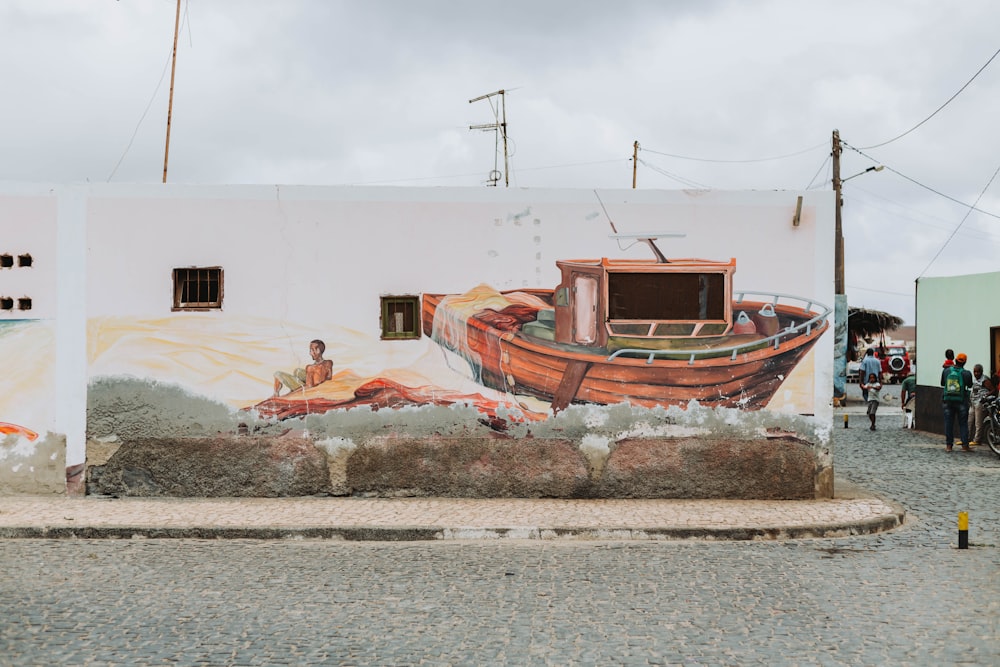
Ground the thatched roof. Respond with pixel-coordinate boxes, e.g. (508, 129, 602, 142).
(848, 307, 904, 339)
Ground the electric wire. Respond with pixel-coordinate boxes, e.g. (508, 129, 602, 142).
(106, 50, 173, 181)
(513, 158, 626, 173)
(637, 158, 710, 188)
(850, 185, 1000, 244)
(346, 170, 495, 185)
(859, 45, 1000, 150)
(843, 141, 1000, 220)
(846, 285, 914, 298)
(642, 142, 827, 164)
(106, 0, 190, 182)
(344, 158, 627, 185)
(804, 154, 831, 190)
(917, 162, 1000, 278)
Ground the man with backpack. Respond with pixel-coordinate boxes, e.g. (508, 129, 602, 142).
(940, 352, 974, 452)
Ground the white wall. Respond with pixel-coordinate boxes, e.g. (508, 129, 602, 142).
(0, 190, 58, 321)
(0, 188, 61, 446)
(84, 185, 832, 324)
(3, 183, 836, 472)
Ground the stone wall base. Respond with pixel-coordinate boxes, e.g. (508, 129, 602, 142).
(87, 435, 329, 497)
(87, 432, 830, 500)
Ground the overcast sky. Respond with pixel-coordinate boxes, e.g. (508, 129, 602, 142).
(2, 0, 998, 324)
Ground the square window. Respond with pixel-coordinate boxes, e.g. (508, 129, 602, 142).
(18, 254, 32, 267)
(381, 296, 421, 340)
(172, 267, 223, 311)
(17, 297, 31, 311)
(0, 255, 11, 268)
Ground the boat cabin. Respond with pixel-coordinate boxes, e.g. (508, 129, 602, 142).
(552, 257, 737, 349)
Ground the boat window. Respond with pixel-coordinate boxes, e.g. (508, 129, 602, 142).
(381, 295, 421, 340)
(698, 322, 729, 336)
(172, 267, 223, 311)
(609, 323, 651, 336)
(653, 323, 696, 336)
(18, 254, 32, 267)
(0, 254, 12, 268)
(608, 272, 725, 321)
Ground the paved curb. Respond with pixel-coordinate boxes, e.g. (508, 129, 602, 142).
(0, 514, 905, 541)
(0, 495, 906, 542)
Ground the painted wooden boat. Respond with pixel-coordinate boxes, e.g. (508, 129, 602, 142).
(422, 255, 830, 412)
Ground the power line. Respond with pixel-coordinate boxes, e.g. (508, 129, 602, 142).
(514, 158, 625, 173)
(918, 162, 1000, 277)
(343, 158, 627, 186)
(345, 170, 492, 185)
(107, 0, 191, 182)
(850, 186, 1000, 244)
(636, 158, 711, 188)
(107, 48, 174, 182)
(847, 284, 913, 298)
(843, 141, 1000, 220)
(642, 142, 827, 164)
(859, 45, 1000, 150)
(804, 154, 831, 190)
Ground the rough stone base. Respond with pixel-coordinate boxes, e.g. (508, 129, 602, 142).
(87, 435, 330, 497)
(348, 435, 591, 498)
(597, 436, 822, 499)
(85, 433, 828, 500)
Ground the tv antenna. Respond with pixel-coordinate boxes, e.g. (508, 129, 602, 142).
(469, 89, 509, 187)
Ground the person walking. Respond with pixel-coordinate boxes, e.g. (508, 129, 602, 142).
(900, 372, 917, 429)
(860, 372, 882, 431)
(859, 348, 882, 402)
(940, 353, 973, 452)
(968, 363, 988, 446)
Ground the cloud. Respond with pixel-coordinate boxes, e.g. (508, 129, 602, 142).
(1, 0, 998, 322)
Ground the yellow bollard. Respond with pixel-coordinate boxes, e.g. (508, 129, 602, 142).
(958, 512, 969, 549)
(843, 414, 849, 428)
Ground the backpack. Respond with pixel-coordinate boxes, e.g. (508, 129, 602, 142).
(943, 367, 966, 402)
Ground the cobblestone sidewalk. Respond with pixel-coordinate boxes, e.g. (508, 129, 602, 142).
(0, 488, 904, 541)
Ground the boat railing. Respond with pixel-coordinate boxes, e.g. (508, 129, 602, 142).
(606, 291, 832, 365)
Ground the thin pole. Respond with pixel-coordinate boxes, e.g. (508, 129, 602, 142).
(162, 0, 181, 183)
(500, 90, 509, 187)
(831, 129, 846, 404)
(832, 129, 843, 294)
(632, 141, 639, 188)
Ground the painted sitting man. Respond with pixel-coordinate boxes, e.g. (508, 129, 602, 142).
(273, 339, 333, 397)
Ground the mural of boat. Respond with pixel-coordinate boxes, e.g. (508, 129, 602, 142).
(423, 247, 830, 412)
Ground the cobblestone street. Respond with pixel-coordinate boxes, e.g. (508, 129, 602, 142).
(2, 386, 998, 665)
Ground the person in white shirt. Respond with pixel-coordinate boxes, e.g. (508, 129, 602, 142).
(860, 372, 882, 431)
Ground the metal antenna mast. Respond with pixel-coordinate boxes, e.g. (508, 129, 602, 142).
(469, 89, 509, 187)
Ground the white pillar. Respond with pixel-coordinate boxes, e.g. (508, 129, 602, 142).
(56, 186, 88, 468)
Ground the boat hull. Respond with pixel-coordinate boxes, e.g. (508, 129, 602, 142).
(422, 292, 828, 411)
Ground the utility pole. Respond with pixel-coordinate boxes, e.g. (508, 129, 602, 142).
(469, 90, 509, 187)
(162, 0, 181, 183)
(832, 130, 844, 294)
(831, 129, 846, 403)
(632, 141, 639, 188)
